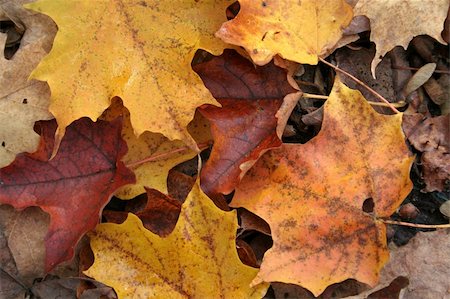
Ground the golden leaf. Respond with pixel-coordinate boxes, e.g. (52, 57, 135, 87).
(85, 181, 269, 298)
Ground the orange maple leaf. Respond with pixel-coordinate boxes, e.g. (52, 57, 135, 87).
(231, 77, 414, 296)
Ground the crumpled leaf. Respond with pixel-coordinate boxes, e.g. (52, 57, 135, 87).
(0, 0, 56, 167)
(101, 99, 210, 199)
(85, 181, 269, 298)
(354, 0, 449, 76)
(216, 0, 353, 65)
(194, 50, 300, 196)
(231, 77, 414, 296)
(0, 118, 135, 271)
(403, 114, 449, 192)
(25, 0, 234, 150)
(345, 230, 450, 299)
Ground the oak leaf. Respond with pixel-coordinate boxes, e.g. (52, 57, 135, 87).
(194, 50, 300, 195)
(216, 0, 353, 65)
(25, 0, 233, 150)
(85, 181, 269, 298)
(0, 118, 135, 271)
(231, 77, 414, 296)
(0, 0, 56, 167)
(101, 99, 210, 199)
(354, 0, 449, 76)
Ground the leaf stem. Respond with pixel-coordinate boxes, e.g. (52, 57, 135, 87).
(392, 65, 450, 74)
(125, 141, 212, 168)
(302, 93, 407, 108)
(379, 219, 450, 229)
(318, 57, 401, 114)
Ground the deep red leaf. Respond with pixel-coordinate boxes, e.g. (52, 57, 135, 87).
(0, 118, 135, 271)
(194, 50, 297, 195)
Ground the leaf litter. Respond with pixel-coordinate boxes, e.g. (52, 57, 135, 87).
(0, 1, 449, 298)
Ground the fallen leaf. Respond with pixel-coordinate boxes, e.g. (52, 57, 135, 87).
(0, 227, 24, 299)
(0, 118, 135, 271)
(0, 0, 56, 167)
(403, 63, 436, 96)
(404, 114, 449, 192)
(216, 0, 353, 65)
(335, 46, 402, 105)
(25, 0, 234, 149)
(194, 50, 300, 195)
(231, 77, 414, 296)
(101, 99, 210, 199)
(354, 0, 449, 76)
(85, 181, 269, 298)
(0, 205, 48, 284)
(345, 230, 450, 299)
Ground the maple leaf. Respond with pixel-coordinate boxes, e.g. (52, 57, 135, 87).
(0, 118, 135, 271)
(25, 0, 234, 150)
(101, 99, 210, 199)
(216, 0, 353, 65)
(194, 50, 300, 195)
(85, 181, 269, 298)
(0, 1, 56, 167)
(354, 0, 449, 76)
(230, 77, 414, 296)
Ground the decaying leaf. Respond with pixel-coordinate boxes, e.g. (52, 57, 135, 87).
(345, 230, 450, 299)
(354, 0, 449, 76)
(403, 63, 436, 96)
(404, 114, 449, 192)
(0, 0, 56, 168)
(231, 77, 414, 296)
(25, 0, 234, 149)
(85, 181, 269, 298)
(101, 99, 210, 199)
(0, 118, 135, 271)
(216, 0, 353, 65)
(194, 50, 300, 196)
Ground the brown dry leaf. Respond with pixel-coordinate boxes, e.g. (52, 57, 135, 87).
(354, 0, 449, 76)
(231, 77, 414, 296)
(345, 230, 450, 299)
(404, 114, 449, 192)
(26, 0, 234, 150)
(101, 99, 210, 199)
(216, 0, 353, 65)
(0, 205, 48, 285)
(0, 0, 55, 167)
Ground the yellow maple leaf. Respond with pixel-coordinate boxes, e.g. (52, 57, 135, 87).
(216, 0, 353, 65)
(25, 0, 233, 150)
(85, 181, 269, 298)
(231, 77, 414, 296)
(101, 99, 211, 199)
(354, 0, 449, 76)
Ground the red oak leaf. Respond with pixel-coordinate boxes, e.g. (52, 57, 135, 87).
(0, 118, 135, 271)
(194, 50, 300, 196)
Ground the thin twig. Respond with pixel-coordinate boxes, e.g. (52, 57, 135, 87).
(392, 65, 450, 74)
(125, 141, 212, 168)
(302, 93, 407, 108)
(318, 57, 401, 114)
(380, 219, 450, 229)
